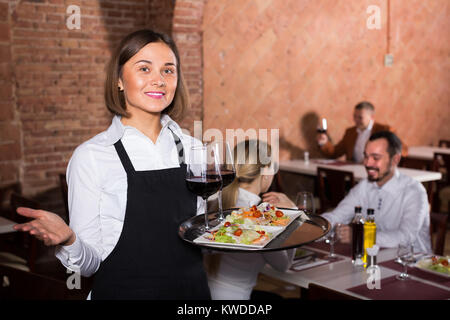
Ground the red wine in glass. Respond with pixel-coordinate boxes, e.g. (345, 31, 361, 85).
(186, 176, 222, 200)
(219, 170, 236, 188)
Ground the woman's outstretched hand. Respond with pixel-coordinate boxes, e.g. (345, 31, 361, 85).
(13, 207, 75, 247)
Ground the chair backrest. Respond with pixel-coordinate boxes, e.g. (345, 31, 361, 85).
(433, 152, 450, 186)
(429, 210, 448, 256)
(59, 173, 69, 220)
(0, 183, 22, 219)
(317, 167, 355, 213)
(1, 193, 41, 272)
(399, 157, 431, 171)
(0, 264, 70, 299)
(438, 140, 450, 148)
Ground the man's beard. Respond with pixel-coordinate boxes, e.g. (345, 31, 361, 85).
(366, 160, 393, 182)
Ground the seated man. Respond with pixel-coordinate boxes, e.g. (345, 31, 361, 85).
(317, 101, 408, 163)
(322, 131, 431, 253)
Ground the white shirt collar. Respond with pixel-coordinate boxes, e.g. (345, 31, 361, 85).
(103, 114, 183, 146)
(357, 119, 374, 134)
(236, 188, 261, 207)
(368, 167, 401, 194)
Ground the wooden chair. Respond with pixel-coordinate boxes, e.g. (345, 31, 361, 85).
(0, 183, 22, 218)
(306, 283, 359, 300)
(59, 173, 69, 220)
(0, 264, 89, 300)
(317, 167, 354, 213)
(400, 157, 437, 210)
(438, 140, 450, 148)
(432, 152, 450, 211)
(0, 193, 40, 273)
(429, 210, 448, 256)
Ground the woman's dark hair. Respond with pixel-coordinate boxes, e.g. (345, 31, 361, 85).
(104, 29, 189, 120)
(368, 131, 402, 158)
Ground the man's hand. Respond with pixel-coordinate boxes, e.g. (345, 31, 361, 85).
(316, 133, 328, 146)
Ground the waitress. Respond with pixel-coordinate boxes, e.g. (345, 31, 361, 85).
(13, 29, 211, 300)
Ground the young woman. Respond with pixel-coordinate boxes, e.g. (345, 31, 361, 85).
(14, 30, 210, 300)
(206, 139, 296, 300)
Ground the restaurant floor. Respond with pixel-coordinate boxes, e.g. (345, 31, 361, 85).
(254, 227, 450, 299)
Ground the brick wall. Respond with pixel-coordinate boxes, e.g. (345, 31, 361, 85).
(0, 0, 202, 197)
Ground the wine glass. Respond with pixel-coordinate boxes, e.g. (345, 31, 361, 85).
(186, 143, 222, 233)
(396, 244, 414, 280)
(295, 191, 315, 215)
(324, 224, 339, 260)
(213, 141, 236, 221)
(317, 117, 327, 134)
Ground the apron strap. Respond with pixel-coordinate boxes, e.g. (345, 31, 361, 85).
(114, 140, 135, 174)
(114, 128, 185, 175)
(168, 128, 185, 165)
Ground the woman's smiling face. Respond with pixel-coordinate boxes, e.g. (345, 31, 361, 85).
(118, 41, 178, 118)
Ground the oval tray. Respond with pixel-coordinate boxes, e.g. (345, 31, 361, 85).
(178, 208, 331, 252)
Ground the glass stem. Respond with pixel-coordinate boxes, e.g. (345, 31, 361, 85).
(330, 241, 335, 257)
(204, 197, 209, 230)
(218, 189, 223, 220)
(402, 264, 408, 277)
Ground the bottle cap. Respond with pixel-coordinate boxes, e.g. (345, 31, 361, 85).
(355, 206, 362, 213)
(367, 208, 375, 215)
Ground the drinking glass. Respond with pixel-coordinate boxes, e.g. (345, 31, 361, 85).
(186, 144, 222, 233)
(317, 118, 328, 134)
(295, 191, 315, 215)
(396, 244, 414, 280)
(213, 141, 236, 221)
(324, 224, 339, 260)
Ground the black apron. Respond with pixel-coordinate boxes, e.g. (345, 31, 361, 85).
(91, 131, 211, 300)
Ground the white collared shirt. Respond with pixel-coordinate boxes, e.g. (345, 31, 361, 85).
(55, 115, 204, 277)
(207, 188, 295, 300)
(353, 119, 374, 163)
(322, 169, 432, 253)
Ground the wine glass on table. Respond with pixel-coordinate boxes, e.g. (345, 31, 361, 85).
(295, 191, 315, 215)
(323, 224, 340, 260)
(396, 243, 414, 280)
(186, 143, 222, 234)
(213, 141, 236, 222)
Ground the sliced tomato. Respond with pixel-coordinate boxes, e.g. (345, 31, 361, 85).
(224, 222, 231, 227)
(253, 210, 262, 218)
(275, 210, 284, 217)
(234, 229, 243, 236)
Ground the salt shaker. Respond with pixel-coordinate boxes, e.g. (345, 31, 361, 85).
(304, 151, 309, 164)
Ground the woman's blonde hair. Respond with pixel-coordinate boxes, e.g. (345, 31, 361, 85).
(205, 139, 272, 277)
(104, 29, 189, 121)
(222, 139, 272, 209)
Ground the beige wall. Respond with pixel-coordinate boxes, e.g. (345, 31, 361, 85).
(202, 0, 450, 160)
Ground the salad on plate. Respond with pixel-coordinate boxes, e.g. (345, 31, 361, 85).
(415, 255, 450, 277)
(224, 202, 293, 227)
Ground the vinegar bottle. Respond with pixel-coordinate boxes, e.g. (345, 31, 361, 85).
(351, 206, 364, 265)
(363, 208, 376, 267)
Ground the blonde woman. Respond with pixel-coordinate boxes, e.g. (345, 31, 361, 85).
(206, 139, 296, 300)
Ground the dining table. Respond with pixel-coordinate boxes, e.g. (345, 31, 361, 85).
(261, 241, 450, 300)
(278, 159, 442, 183)
(407, 146, 450, 161)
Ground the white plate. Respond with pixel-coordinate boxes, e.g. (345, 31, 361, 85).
(414, 256, 450, 278)
(193, 224, 284, 249)
(225, 208, 303, 229)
